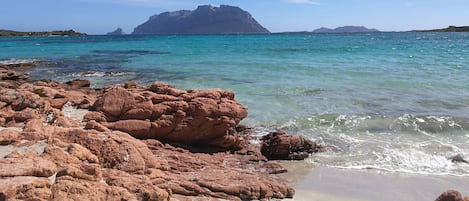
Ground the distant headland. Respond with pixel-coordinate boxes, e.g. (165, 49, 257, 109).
(412, 26, 469, 32)
(0, 29, 86, 37)
(132, 5, 269, 35)
(278, 26, 380, 34)
(312, 26, 380, 33)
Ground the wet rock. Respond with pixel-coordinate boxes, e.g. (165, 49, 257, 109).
(65, 79, 90, 88)
(261, 130, 321, 160)
(435, 190, 469, 201)
(0, 62, 36, 69)
(450, 154, 468, 163)
(123, 81, 138, 89)
(0, 68, 30, 80)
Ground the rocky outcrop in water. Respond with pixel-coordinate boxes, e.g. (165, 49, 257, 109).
(132, 5, 269, 34)
(0, 66, 303, 200)
(261, 130, 322, 160)
(107, 28, 126, 35)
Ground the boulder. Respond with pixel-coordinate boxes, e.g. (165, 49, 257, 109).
(261, 131, 321, 160)
(435, 190, 469, 201)
(0, 68, 30, 80)
(65, 79, 90, 88)
(92, 85, 248, 150)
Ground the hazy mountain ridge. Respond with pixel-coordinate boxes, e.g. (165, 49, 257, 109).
(312, 26, 380, 33)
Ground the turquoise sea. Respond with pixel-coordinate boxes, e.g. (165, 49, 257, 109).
(1, 33, 469, 176)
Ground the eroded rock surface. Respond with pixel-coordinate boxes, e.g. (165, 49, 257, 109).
(0, 68, 298, 200)
(87, 83, 248, 150)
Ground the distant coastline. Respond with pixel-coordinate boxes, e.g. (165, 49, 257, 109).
(0, 29, 86, 37)
(411, 26, 469, 32)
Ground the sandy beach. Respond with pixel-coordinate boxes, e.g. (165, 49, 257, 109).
(279, 160, 469, 201)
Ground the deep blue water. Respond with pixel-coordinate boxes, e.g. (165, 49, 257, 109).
(1, 33, 469, 175)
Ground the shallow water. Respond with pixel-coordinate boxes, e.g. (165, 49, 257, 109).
(1, 32, 469, 175)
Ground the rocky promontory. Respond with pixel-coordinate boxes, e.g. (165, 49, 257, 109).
(132, 5, 269, 35)
(0, 63, 320, 200)
(0, 29, 86, 37)
(312, 26, 380, 33)
(413, 26, 469, 32)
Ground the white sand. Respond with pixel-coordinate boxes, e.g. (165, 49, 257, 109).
(278, 161, 469, 201)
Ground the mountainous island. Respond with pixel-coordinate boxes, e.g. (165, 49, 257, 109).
(0, 29, 86, 37)
(413, 26, 469, 32)
(312, 26, 380, 33)
(132, 5, 269, 35)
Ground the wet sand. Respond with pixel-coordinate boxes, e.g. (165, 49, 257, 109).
(279, 161, 469, 201)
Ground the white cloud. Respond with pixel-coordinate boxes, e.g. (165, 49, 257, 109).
(286, 0, 321, 5)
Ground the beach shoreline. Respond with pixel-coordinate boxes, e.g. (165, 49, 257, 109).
(278, 160, 469, 201)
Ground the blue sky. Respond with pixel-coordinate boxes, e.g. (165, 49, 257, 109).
(1, 0, 468, 34)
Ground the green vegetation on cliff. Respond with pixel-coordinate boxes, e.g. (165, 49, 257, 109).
(0, 29, 87, 37)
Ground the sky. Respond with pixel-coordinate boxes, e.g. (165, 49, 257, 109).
(1, 0, 468, 34)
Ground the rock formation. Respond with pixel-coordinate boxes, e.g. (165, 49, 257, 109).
(0, 64, 312, 200)
(435, 190, 469, 201)
(261, 130, 322, 160)
(107, 28, 126, 35)
(84, 82, 248, 150)
(132, 5, 269, 35)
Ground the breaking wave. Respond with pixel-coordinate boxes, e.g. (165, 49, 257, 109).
(257, 113, 469, 176)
